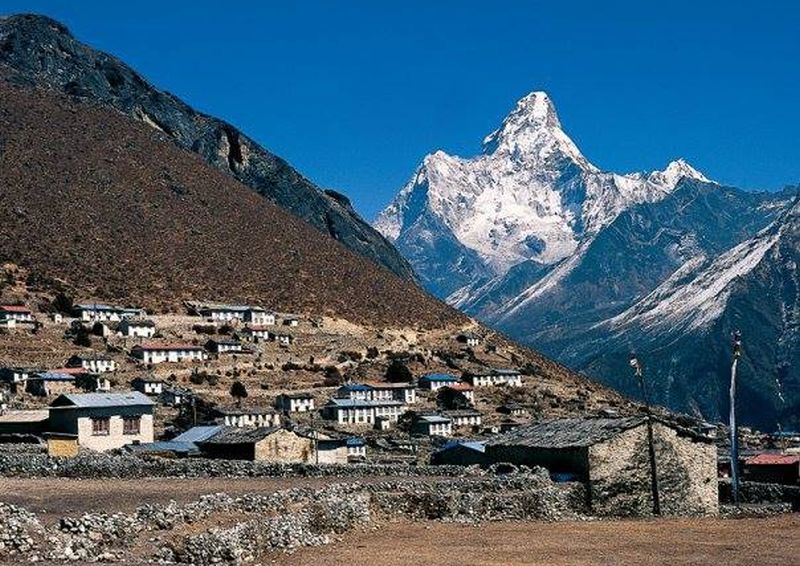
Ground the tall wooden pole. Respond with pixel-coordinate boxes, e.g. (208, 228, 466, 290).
(730, 331, 742, 506)
(630, 354, 661, 516)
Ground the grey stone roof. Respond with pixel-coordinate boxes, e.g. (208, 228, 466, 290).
(50, 391, 155, 409)
(200, 426, 283, 445)
(486, 417, 647, 449)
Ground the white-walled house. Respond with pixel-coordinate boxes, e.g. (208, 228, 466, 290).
(131, 377, 165, 395)
(240, 326, 271, 341)
(205, 339, 245, 354)
(131, 343, 208, 365)
(274, 392, 315, 413)
(322, 399, 403, 425)
(66, 355, 118, 374)
(74, 304, 145, 322)
(457, 332, 482, 347)
(0, 305, 34, 322)
(213, 406, 282, 428)
(198, 305, 271, 324)
(346, 437, 367, 460)
(244, 309, 275, 326)
(48, 392, 155, 451)
(270, 332, 294, 347)
(413, 415, 452, 437)
(367, 382, 417, 404)
(441, 383, 475, 403)
(464, 369, 523, 388)
(117, 319, 156, 339)
(443, 409, 483, 428)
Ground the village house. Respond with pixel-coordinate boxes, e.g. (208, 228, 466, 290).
(0, 316, 17, 331)
(498, 403, 529, 418)
(66, 354, 118, 374)
(74, 304, 145, 322)
(484, 416, 718, 516)
(0, 409, 49, 437)
(270, 331, 294, 347)
(365, 382, 417, 404)
(346, 437, 367, 461)
(444, 408, 483, 428)
(456, 332, 481, 347)
(412, 414, 453, 437)
(744, 453, 800, 485)
(212, 406, 282, 428)
(131, 343, 208, 364)
(117, 319, 156, 339)
(335, 383, 372, 401)
(431, 440, 488, 466)
(198, 304, 269, 324)
(51, 313, 63, 324)
(322, 398, 403, 425)
(48, 392, 155, 452)
(205, 339, 245, 354)
(418, 373, 460, 391)
(25, 371, 78, 397)
(0, 367, 36, 387)
(131, 376, 165, 396)
(274, 392, 315, 413)
(465, 368, 523, 388)
(0, 305, 35, 323)
(160, 387, 190, 407)
(239, 326, 271, 342)
(441, 382, 475, 403)
(196, 426, 320, 463)
(374, 415, 392, 431)
(282, 316, 300, 327)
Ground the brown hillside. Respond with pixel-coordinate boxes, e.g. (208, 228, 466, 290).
(0, 81, 462, 328)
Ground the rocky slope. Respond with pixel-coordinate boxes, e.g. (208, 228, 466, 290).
(0, 13, 413, 280)
(0, 81, 450, 328)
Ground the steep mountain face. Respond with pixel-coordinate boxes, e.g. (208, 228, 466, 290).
(375, 91, 708, 296)
(0, 13, 414, 280)
(0, 81, 457, 328)
(377, 90, 798, 428)
(583, 199, 800, 430)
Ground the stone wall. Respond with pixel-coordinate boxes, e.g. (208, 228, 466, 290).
(588, 422, 717, 517)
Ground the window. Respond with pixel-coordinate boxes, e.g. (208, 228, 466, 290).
(123, 416, 141, 435)
(92, 417, 110, 436)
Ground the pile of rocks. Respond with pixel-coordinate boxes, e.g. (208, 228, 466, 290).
(0, 501, 42, 558)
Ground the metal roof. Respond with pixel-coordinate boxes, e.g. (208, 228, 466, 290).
(325, 398, 402, 408)
(418, 415, 452, 424)
(126, 441, 199, 455)
(199, 426, 283, 444)
(419, 373, 459, 382)
(746, 453, 800, 466)
(50, 391, 155, 409)
(339, 383, 372, 392)
(346, 437, 366, 446)
(172, 425, 223, 443)
(437, 440, 486, 453)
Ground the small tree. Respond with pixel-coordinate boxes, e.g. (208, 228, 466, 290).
(52, 292, 74, 314)
(385, 359, 412, 383)
(437, 387, 470, 410)
(230, 380, 248, 407)
(73, 326, 91, 347)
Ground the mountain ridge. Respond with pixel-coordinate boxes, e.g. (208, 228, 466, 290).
(0, 13, 414, 280)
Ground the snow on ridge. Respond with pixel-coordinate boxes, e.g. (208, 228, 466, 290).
(605, 231, 780, 334)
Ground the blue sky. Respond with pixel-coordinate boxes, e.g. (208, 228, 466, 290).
(4, 1, 799, 219)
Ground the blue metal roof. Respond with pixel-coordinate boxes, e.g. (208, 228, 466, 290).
(51, 391, 155, 408)
(346, 437, 366, 446)
(326, 398, 402, 408)
(126, 441, 199, 455)
(438, 440, 486, 453)
(419, 373, 458, 382)
(340, 383, 371, 392)
(172, 425, 223, 443)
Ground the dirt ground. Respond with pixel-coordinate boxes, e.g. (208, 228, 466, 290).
(281, 516, 800, 566)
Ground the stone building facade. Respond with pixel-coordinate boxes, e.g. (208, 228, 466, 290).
(486, 416, 718, 517)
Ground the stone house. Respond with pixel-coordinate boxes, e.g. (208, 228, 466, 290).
(456, 332, 481, 347)
(48, 392, 155, 452)
(282, 316, 300, 327)
(131, 376, 165, 395)
(66, 354, 118, 374)
(25, 371, 78, 397)
(160, 387, 190, 407)
(335, 383, 372, 401)
(270, 331, 295, 347)
(485, 417, 718, 517)
(205, 339, 245, 354)
(274, 392, 315, 413)
(0, 317, 17, 331)
(498, 403, 529, 417)
(0, 409, 49, 436)
(0, 367, 36, 388)
(197, 426, 315, 462)
(213, 406, 282, 428)
(0, 305, 34, 322)
(412, 414, 453, 437)
(441, 382, 475, 403)
(244, 309, 275, 326)
(444, 408, 483, 428)
(322, 398, 403, 425)
(464, 368, 523, 387)
(418, 373, 460, 391)
(346, 437, 367, 461)
(117, 319, 156, 339)
(131, 343, 208, 364)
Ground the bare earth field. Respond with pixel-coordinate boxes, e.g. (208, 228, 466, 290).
(2, 478, 797, 565)
(283, 516, 800, 566)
